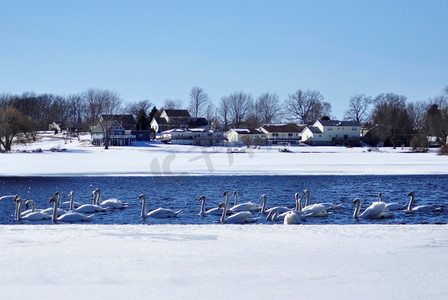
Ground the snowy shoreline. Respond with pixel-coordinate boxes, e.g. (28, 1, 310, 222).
(2, 224, 447, 299)
(1, 134, 448, 177)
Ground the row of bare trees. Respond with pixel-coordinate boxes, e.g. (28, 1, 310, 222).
(1, 85, 448, 151)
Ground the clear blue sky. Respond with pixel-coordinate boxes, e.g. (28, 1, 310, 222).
(1, 0, 447, 119)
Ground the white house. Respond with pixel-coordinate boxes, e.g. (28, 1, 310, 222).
(226, 128, 266, 146)
(301, 120, 361, 146)
(258, 123, 305, 146)
(150, 109, 191, 133)
(160, 128, 224, 146)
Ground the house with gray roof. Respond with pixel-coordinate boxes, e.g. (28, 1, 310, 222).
(301, 119, 361, 146)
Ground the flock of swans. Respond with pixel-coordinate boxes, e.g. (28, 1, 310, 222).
(8, 188, 443, 224)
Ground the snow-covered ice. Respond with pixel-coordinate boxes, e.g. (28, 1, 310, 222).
(1, 134, 448, 299)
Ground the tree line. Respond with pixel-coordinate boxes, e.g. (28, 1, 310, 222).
(1, 85, 447, 151)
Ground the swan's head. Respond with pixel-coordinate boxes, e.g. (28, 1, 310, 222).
(222, 191, 228, 196)
(407, 191, 414, 197)
(353, 198, 361, 205)
(218, 202, 226, 209)
(378, 192, 382, 197)
(138, 194, 147, 201)
(303, 189, 309, 195)
(294, 192, 299, 199)
(199, 195, 206, 201)
(260, 194, 267, 200)
(25, 200, 34, 209)
(92, 188, 100, 196)
(68, 191, 74, 197)
(233, 191, 237, 196)
(54, 191, 61, 196)
(13, 195, 21, 203)
(49, 195, 58, 204)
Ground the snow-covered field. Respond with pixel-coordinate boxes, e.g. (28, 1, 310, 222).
(1, 134, 448, 299)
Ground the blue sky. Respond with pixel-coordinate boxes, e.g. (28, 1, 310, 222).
(1, 0, 447, 119)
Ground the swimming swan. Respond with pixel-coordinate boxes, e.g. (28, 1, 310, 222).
(303, 189, 341, 210)
(198, 195, 231, 217)
(230, 191, 262, 213)
(139, 194, 182, 218)
(298, 192, 330, 217)
(405, 192, 436, 213)
(353, 198, 393, 219)
(218, 202, 259, 224)
(94, 188, 128, 209)
(74, 189, 105, 213)
(14, 196, 51, 221)
(49, 195, 94, 223)
(260, 194, 291, 215)
(378, 192, 405, 211)
(40, 192, 67, 217)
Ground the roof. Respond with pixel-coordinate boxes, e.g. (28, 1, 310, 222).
(100, 115, 136, 129)
(229, 128, 263, 134)
(189, 117, 208, 127)
(163, 109, 191, 118)
(260, 123, 305, 133)
(318, 120, 360, 127)
(305, 126, 323, 134)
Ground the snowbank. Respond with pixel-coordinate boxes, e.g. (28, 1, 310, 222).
(2, 224, 447, 299)
(1, 134, 447, 176)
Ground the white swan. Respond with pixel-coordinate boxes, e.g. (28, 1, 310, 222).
(198, 195, 232, 217)
(14, 196, 51, 221)
(75, 189, 105, 213)
(218, 202, 259, 224)
(260, 194, 291, 215)
(139, 194, 182, 218)
(303, 189, 342, 210)
(59, 191, 82, 208)
(94, 188, 128, 209)
(229, 191, 262, 213)
(49, 195, 94, 223)
(21, 199, 43, 216)
(297, 191, 330, 217)
(40, 192, 67, 217)
(284, 211, 305, 224)
(405, 192, 436, 213)
(353, 198, 394, 219)
(266, 208, 285, 222)
(378, 192, 405, 211)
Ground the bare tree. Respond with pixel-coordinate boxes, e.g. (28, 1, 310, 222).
(227, 92, 254, 127)
(344, 94, 372, 124)
(124, 99, 154, 119)
(407, 101, 428, 132)
(219, 96, 231, 130)
(255, 92, 281, 124)
(0, 106, 35, 151)
(371, 93, 412, 147)
(163, 99, 183, 110)
(188, 87, 209, 118)
(83, 88, 122, 126)
(284, 89, 324, 124)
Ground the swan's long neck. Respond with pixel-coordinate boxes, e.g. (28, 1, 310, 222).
(220, 203, 227, 223)
(295, 197, 302, 212)
(305, 190, 310, 207)
(353, 200, 361, 219)
(93, 189, 100, 205)
(69, 192, 75, 211)
(266, 209, 278, 221)
(199, 197, 206, 216)
(378, 193, 383, 202)
(51, 199, 58, 223)
(406, 194, 415, 212)
(261, 195, 267, 214)
(56, 192, 61, 207)
(28, 200, 36, 212)
(224, 193, 229, 208)
(140, 195, 147, 219)
(233, 192, 238, 206)
(16, 198, 23, 221)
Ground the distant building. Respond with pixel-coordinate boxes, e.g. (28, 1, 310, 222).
(258, 123, 305, 146)
(301, 120, 361, 146)
(226, 128, 266, 146)
(91, 117, 136, 146)
(160, 128, 225, 146)
(150, 109, 192, 133)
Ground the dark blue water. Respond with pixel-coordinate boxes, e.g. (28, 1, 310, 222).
(1, 175, 447, 225)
